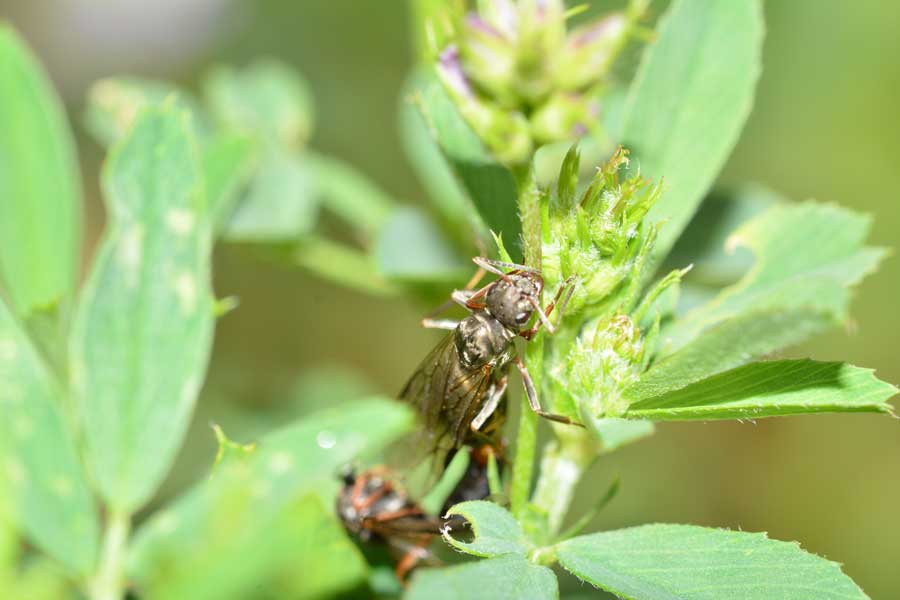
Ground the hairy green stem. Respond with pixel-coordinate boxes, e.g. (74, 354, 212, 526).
(532, 431, 596, 535)
(90, 510, 130, 600)
(510, 165, 542, 518)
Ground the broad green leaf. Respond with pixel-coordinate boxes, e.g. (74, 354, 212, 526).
(663, 185, 784, 288)
(204, 59, 314, 149)
(411, 69, 523, 262)
(220, 149, 319, 241)
(304, 150, 395, 238)
(556, 523, 868, 599)
(625, 360, 896, 421)
(202, 133, 257, 229)
(128, 399, 412, 598)
(443, 501, 529, 558)
(84, 77, 206, 147)
(407, 555, 558, 600)
(620, 0, 764, 269)
(0, 26, 81, 317)
(662, 202, 887, 354)
(375, 207, 468, 283)
(142, 495, 367, 600)
(70, 105, 214, 512)
(0, 300, 98, 574)
(629, 307, 832, 402)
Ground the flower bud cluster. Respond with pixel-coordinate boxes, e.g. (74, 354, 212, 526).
(541, 145, 662, 316)
(435, 0, 645, 164)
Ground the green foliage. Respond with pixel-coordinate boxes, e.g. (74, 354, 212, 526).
(0, 26, 81, 319)
(556, 524, 867, 599)
(128, 399, 411, 599)
(620, 0, 764, 270)
(625, 360, 896, 420)
(407, 554, 558, 600)
(69, 105, 215, 512)
(0, 0, 896, 596)
(410, 68, 523, 260)
(0, 301, 98, 575)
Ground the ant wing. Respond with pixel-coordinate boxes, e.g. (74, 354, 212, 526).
(388, 332, 494, 494)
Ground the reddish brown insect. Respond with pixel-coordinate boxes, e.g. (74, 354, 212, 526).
(336, 467, 445, 582)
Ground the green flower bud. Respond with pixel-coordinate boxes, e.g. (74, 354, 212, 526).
(553, 313, 643, 418)
(542, 146, 662, 314)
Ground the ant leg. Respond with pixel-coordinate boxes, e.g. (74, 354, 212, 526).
(470, 375, 508, 432)
(515, 357, 583, 427)
(473, 256, 540, 275)
(393, 541, 434, 585)
(421, 318, 460, 330)
(521, 275, 577, 339)
(419, 264, 490, 327)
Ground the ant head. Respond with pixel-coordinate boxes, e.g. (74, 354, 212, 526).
(485, 271, 543, 332)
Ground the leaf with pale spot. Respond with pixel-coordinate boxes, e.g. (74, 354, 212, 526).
(70, 105, 215, 512)
(0, 299, 97, 575)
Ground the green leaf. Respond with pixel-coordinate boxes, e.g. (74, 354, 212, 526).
(399, 91, 472, 237)
(663, 185, 784, 288)
(375, 207, 468, 283)
(407, 555, 558, 600)
(0, 26, 81, 317)
(556, 523, 868, 599)
(662, 202, 887, 354)
(128, 398, 412, 598)
(629, 307, 833, 402)
(204, 59, 314, 149)
(625, 360, 896, 421)
(293, 235, 399, 297)
(304, 150, 395, 238)
(202, 133, 257, 229)
(70, 105, 215, 512)
(411, 69, 523, 262)
(0, 300, 98, 575)
(84, 77, 207, 147)
(219, 149, 319, 241)
(620, 0, 764, 269)
(443, 501, 529, 558)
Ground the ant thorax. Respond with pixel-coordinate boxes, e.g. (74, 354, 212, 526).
(484, 273, 541, 332)
(454, 311, 514, 369)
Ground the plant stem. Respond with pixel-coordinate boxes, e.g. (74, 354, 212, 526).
(90, 510, 130, 600)
(510, 164, 542, 518)
(532, 431, 596, 535)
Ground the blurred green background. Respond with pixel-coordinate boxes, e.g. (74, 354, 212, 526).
(3, 0, 898, 597)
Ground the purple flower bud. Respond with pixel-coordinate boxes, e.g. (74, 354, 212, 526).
(438, 44, 473, 99)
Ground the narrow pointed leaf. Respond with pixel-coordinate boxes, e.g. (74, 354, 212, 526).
(70, 106, 214, 512)
(630, 307, 832, 402)
(626, 360, 896, 421)
(0, 26, 81, 317)
(0, 300, 98, 574)
(411, 69, 522, 261)
(620, 0, 764, 269)
(557, 524, 868, 599)
(407, 555, 558, 600)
